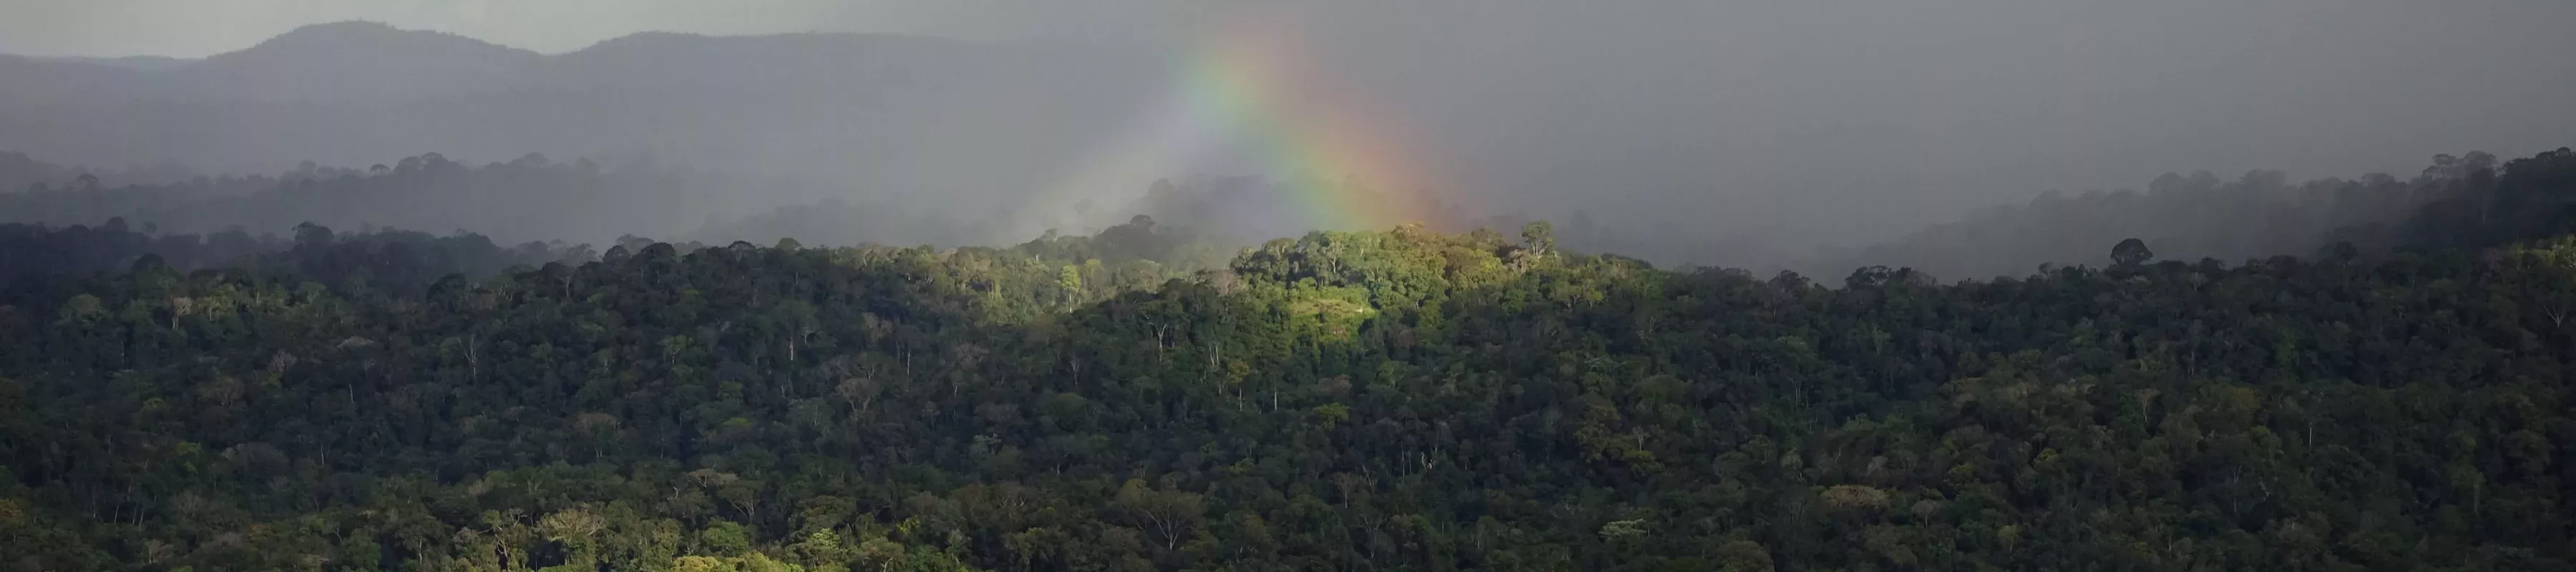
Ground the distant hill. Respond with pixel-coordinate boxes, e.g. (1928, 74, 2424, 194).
(29, 55, 192, 72)
(0, 21, 1169, 225)
(1, 22, 541, 104)
(177, 21, 542, 102)
(0, 54, 152, 104)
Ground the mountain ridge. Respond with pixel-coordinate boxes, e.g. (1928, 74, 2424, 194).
(0, 20, 1169, 219)
(1, 21, 1018, 102)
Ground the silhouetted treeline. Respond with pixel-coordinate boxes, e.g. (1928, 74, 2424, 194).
(2393, 147, 2576, 250)
(0, 210, 1223, 314)
(4, 149, 1234, 253)
(0, 152, 864, 246)
(1800, 149, 2576, 280)
(1065, 149, 2576, 280)
(0, 220, 587, 300)
(0, 150, 197, 197)
(1111, 176, 1475, 244)
(689, 198, 981, 252)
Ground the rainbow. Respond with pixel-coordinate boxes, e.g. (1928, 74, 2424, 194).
(1002, 14, 1450, 242)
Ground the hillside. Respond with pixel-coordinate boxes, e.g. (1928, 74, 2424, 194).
(4, 147, 2576, 570)
(0, 21, 1165, 224)
(177, 21, 542, 102)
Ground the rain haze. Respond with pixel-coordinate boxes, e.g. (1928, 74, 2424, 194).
(3, 0, 2572, 275)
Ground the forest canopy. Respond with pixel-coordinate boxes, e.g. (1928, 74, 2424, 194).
(1, 146, 2575, 571)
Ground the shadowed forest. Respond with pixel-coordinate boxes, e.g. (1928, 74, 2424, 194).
(2, 147, 2575, 571)
(7, 5, 2576, 571)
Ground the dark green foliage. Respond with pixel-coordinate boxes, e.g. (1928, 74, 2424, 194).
(0, 221, 584, 299)
(6, 147, 2576, 571)
(2399, 148, 2576, 249)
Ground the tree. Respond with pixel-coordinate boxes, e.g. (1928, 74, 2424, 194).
(1521, 221, 1556, 256)
(1113, 478, 1206, 552)
(2111, 237, 2154, 267)
(1717, 541, 1775, 572)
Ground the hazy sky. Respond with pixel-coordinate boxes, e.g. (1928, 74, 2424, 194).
(0, 0, 1241, 57)
(5, 0, 2575, 260)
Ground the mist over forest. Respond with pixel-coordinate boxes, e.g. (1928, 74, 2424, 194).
(0, 144, 2555, 282)
(7, 2, 2575, 265)
(9, 3, 2576, 571)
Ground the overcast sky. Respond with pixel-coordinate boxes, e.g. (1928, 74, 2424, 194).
(5, 0, 2575, 259)
(0, 0, 1246, 57)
